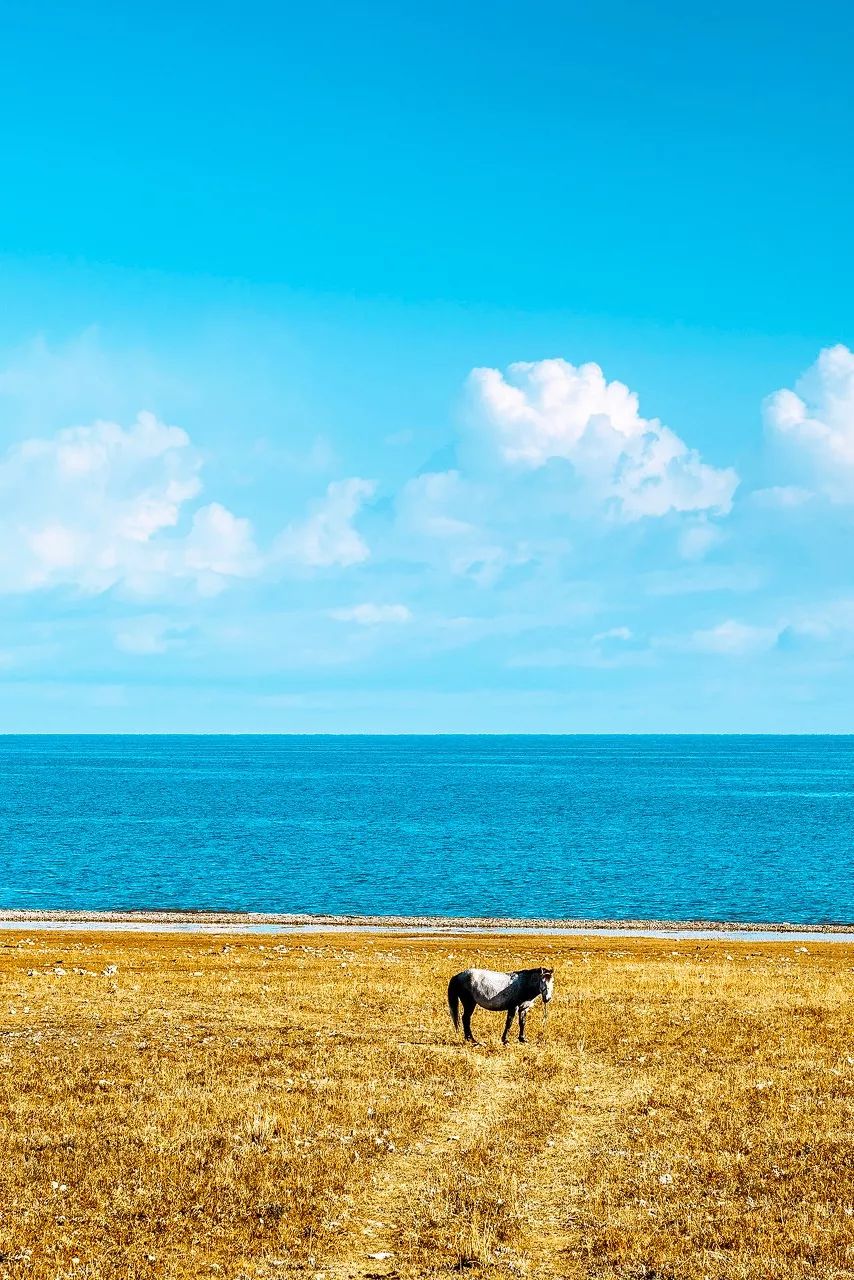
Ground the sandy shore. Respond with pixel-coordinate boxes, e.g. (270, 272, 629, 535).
(1, 908, 853, 942)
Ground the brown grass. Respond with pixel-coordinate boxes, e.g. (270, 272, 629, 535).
(0, 931, 852, 1280)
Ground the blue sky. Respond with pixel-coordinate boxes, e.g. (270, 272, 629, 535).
(1, 0, 853, 731)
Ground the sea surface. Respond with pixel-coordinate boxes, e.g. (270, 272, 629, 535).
(0, 736, 852, 924)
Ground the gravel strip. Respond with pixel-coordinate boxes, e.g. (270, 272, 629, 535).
(0, 908, 852, 936)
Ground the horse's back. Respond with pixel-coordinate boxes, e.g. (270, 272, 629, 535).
(455, 967, 518, 1011)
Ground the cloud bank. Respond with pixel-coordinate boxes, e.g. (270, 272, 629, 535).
(4, 338, 854, 706)
(0, 410, 379, 599)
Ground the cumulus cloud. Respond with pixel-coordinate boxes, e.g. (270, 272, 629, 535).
(329, 603, 412, 625)
(764, 344, 854, 499)
(392, 354, 737, 589)
(0, 390, 383, 610)
(467, 358, 738, 519)
(274, 478, 376, 568)
(177, 503, 258, 595)
(0, 411, 258, 596)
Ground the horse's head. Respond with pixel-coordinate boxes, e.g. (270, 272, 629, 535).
(539, 966, 554, 1003)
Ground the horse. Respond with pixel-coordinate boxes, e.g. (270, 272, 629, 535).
(447, 966, 554, 1044)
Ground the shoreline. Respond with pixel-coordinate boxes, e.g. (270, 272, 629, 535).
(1, 909, 853, 943)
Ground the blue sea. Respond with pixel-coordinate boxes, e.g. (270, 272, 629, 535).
(0, 736, 852, 924)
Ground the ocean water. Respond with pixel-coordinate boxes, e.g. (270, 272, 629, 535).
(0, 735, 852, 924)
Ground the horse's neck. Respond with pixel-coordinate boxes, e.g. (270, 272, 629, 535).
(517, 969, 539, 1000)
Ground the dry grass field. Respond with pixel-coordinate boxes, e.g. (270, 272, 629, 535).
(0, 930, 852, 1280)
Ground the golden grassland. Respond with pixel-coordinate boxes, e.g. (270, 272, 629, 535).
(0, 931, 852, 1280)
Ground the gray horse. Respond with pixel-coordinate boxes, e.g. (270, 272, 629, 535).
(447, 966, 554, 1044)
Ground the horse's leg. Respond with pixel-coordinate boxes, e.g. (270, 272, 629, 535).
(461, 996, 478, 1044)
(501, 1006, 517, 1045)
(518, 1002, 530, 1043)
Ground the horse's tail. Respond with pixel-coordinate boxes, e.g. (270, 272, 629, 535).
(447, 975, 462, 1032)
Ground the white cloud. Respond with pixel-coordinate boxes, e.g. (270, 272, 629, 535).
(0, 332, 116, 408)
(398, 470, 478, 541)
(0, 390, 386, 605)
(0, 331, 184, 435)
(643, 564, 764, 596)
(384, 429, 414, 447)
(391, 356, 743, 591)
(593, 626, 633, 642)
(113, 615, 187, 655)
(678, 518, 724, 561)
(468, 358, 738, 519)
(750, 485, 814, 509)
(395, 470, 509, 583)
(0, 411, 261, 596)
(275, 478, 376, 568)
(329, 603, 412, 625)
(764, 344, 854, 499)
(250, 434, 338, 474)
(779, 599, 854, 646)
(89, 684, 128, 708)
(175, 503, 258, 596)
(687, 602, 854, 660)
(690, 619, 779, 656)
